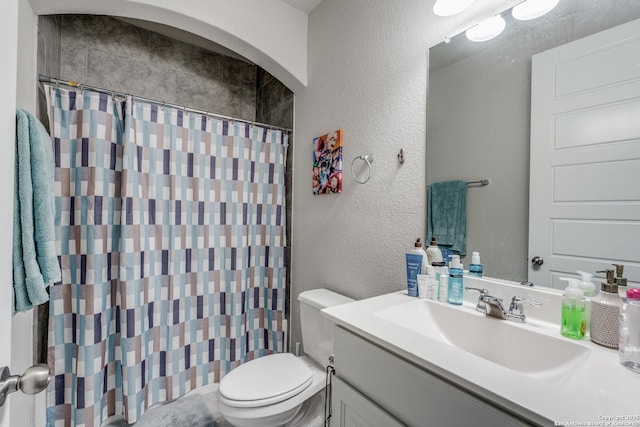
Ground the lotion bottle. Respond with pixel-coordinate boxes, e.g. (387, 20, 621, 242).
(560, 277, 586, 340)
(448, 255, 464, 305)
(426, 237, 443, 266)
(469, 251, 483, 277)
(406, 238, 428, 297)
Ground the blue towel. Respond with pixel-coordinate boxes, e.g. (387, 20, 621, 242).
(427, 180, 467, 256)
(13, 109, 60, 313)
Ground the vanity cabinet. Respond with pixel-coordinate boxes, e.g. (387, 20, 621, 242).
(331, 326, 534, 427)
(331, 376, 404, 427)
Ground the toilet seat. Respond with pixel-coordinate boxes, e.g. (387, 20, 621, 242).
(219, 353, 313, 408)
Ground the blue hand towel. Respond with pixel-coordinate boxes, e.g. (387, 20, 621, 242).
(427, 180, 467, 256)
(13, 109, 60, 313)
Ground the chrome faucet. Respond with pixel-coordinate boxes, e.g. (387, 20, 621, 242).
(465, 287, 541, 323)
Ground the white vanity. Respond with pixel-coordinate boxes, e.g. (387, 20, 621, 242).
(322, 277, 640, 426)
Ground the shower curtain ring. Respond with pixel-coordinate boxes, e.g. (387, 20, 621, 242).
(351, 154, 374, 184)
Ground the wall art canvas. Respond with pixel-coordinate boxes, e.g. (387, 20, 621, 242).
(312, 129, 343, 195)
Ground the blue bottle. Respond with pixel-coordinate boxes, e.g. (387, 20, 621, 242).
(448, 255, 464, 305)
(469, 251, 483, 277)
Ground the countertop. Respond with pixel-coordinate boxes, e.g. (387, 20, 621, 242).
(322, 277, 640, 426)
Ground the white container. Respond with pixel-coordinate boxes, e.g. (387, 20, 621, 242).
(438, 269, 449, 303)
(620, 288, 640, 374)
(425, 265, 437, 300)
(417, 274, 429, 299)
(426, 237, 443, 266)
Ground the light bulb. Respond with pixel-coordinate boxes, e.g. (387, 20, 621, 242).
(433, 0, 476, 17)
(512, 0, 560, 21)
(465, 14, 506, 42)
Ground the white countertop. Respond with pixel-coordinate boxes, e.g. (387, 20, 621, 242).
(322, 277, 640, 426)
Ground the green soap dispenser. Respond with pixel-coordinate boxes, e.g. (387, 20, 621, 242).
(560, 277, 586, 340)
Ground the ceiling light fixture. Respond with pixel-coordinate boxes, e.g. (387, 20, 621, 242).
(433, 0, 476, 17)
(512, 0, 560, 21)
(465, 14, 506, 42)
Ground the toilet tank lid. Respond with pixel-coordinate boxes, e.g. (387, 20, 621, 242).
(298, 289, 354, 309)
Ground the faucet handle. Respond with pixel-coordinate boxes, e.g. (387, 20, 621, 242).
(465, 287, 489, 313)
(465, 287, 488, 295)
(511, 296, 542, 308)
(507, 296, 542, 322)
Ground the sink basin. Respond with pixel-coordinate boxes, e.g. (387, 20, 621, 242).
(375, 299, 589, 382)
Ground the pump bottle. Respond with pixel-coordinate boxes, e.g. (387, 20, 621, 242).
(468, 251, 483, 277)
(448, 255, 464, 305)
(560, 277, 586, 340)
(426, 237, 443, 266)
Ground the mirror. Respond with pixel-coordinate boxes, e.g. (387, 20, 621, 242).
(427, 0, 640, 288)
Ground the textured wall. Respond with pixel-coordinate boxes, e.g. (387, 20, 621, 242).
(289, 0, 521, 352)
(290, 0, 431, 352)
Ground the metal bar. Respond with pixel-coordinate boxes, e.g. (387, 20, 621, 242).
(427, 178, 490, 188)
(38, 75, 293, 133)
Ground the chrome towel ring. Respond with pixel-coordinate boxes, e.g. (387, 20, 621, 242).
(351, 154, 374, 184)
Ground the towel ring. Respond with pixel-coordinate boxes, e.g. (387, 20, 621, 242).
(351, 154, 374, 184)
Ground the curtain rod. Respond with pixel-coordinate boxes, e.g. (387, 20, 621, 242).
(39, 75, 293, 134)
(427, 179, 490, 188)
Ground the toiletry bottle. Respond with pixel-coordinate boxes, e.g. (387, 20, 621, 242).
(406, 238, 428, 297)
(577, 270, 597, 297)
(469, 251, 483, 277)
(425, 265, 437, 300)
(577, 270, 596, 335)
(426, 237, 443, 266)
(619, 288, 640, 374)
(560, 277, 586, 340)
(448, 255, 464, 305)
(613, 264, 628, 299)
(432, 261, 446, 300)
(590, 270, 621, 348)
(417, 274, 429, 300)
(438, 265, 449, 303)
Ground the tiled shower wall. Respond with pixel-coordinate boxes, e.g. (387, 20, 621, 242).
(35, 14, 294, 361)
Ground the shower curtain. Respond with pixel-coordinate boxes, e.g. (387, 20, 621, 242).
(45, 86, 288, 426)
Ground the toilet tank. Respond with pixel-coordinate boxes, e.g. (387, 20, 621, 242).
(298, 289, 354, 366)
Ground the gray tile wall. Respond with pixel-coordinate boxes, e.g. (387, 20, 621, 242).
(54, 15, 257, 121)
(35, 14, 295, 357)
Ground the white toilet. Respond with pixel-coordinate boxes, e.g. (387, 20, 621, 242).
(217, 289, 353, 427)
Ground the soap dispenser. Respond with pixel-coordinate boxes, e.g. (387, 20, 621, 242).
(577, 270, 597, 297)
(590, 269, 621, 348)
(560, 277, 586, 340)
(613, 264, 628, 299)
(576, 270, 596, 335)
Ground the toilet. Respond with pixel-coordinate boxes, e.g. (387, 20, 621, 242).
(217, 289, 353, 427)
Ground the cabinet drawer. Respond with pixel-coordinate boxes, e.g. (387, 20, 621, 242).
(333, 326, 534, 427)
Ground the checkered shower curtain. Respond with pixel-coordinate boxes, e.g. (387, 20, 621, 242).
(45, 86, 287, 427)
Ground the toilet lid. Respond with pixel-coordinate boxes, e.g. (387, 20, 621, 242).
(219, 353, 314, 408)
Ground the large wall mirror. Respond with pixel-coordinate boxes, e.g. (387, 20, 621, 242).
(427, 0, 640, 290)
